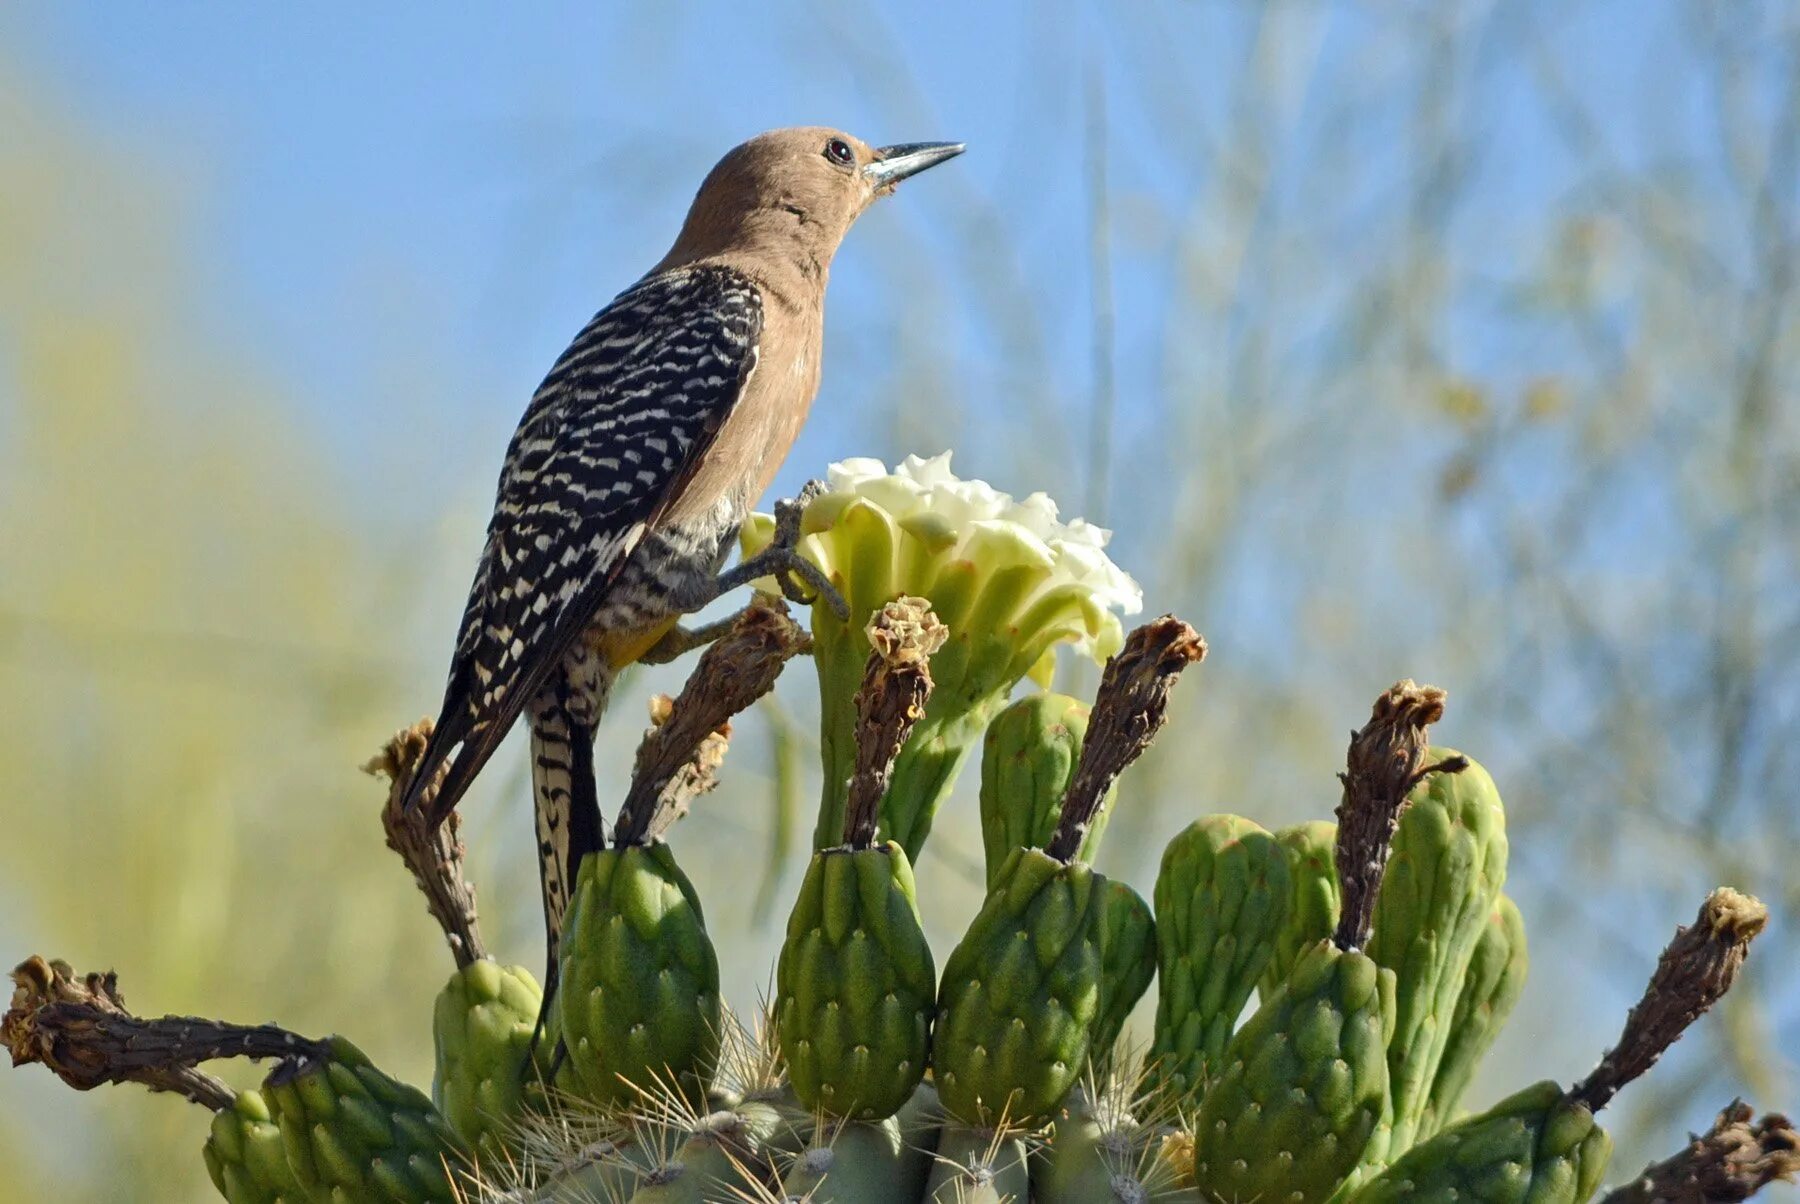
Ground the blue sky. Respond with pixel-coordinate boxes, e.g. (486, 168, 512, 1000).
(4, 0, 1701, 530)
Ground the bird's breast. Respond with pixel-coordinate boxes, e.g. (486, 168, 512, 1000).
(661, 313, 823, 526)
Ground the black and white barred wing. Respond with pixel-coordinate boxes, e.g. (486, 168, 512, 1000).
(406, 265, 763, 822)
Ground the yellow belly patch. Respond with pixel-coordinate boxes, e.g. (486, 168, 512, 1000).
(594, 617, 681, 669)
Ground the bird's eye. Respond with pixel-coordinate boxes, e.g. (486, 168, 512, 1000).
(824, 138, 855, 167)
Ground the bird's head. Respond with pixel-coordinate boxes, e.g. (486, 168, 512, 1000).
(663, 126, 963, 281)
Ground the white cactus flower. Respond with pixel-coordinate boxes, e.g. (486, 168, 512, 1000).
(742, 452, 1142, 667)
(742, 453, 1147, 857)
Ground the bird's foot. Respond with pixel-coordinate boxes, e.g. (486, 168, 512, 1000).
(713, 480, 849, 619)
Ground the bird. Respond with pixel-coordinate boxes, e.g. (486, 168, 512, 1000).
(399, 127, 964, 1020)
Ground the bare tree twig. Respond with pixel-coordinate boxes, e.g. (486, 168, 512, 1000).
(364, 720, 486, 968)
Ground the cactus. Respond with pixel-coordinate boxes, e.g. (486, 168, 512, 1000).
(979, 692, 1105, 886)
(203, 1089, 307, 1204)
(1194, 682, 1462, 1203)
(1354, 888, 1766, 1203)
(1090, 879, 1157, 1070)
(263, 1036, 464, 1204)
(933, 844, 1106, 1129)
(923, 1123, 1033, 1204)
(556, 608, 806, 1117)
(1030, 1070, 1186, 1204)
(556, 842, 723, 1111)
(934, 619, 1205, 1128)
(779, 1112, 936, 1203)
(1260, 819, 1342, 999)
(7, 470, 1795, 1204)
(741, 454, 1144, 860)
(776, 600, 941, 1120)
(1151, 813, 1292, 1098)
(431, 959, 542, 1159)
(775, 844, 936, 1120)
(1369, 747, 1509, 1153)
(1419, 893, 1528, 1139)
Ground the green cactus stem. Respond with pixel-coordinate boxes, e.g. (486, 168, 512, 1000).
(1031, 1081, 1181, 1204)
(1352, 887, 1767, 1204)
(979, 692, 1107, 887)
(557, 604, 803, 1114)
(1369, 747, 1509, 1154)
(1091, 879, 1157, 1073)
(621, 1120, 747, 1203)
(202, 1089, 307, 1204)
(780, 1113, 936, 1203)
(1353, 1079, 1611, 1204)
(557, 843, 723, 1112)
(263, 1035, 464, 1204)
(777, 599, 942, 1121)
(1259, 819, 1342, 1000)
(1195, 681, 1463, 1204)
(431, 959, 542, 1160)
(924, 1123, 1033, 1204)
(1419, 893, 1528, 1140)
(934, 617, 1206, 1129)
(1151, 813, 1292, 1100)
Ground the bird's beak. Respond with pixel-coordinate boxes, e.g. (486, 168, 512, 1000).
(864, 142, 965, 190)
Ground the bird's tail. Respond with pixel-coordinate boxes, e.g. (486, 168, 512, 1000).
(526, 661, 611, 1046)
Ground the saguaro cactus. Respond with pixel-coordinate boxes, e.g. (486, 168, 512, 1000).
(1151, 812, 1292, 1098)
(1193, 681, 1467, 1203)
(776, 598, 942, 1123)
(4, 458, 1794, 1204)
(1354, 887, 1768, 1203)
(1368, 747, 1509, 1153)
(932, 617, 1205, 1131)
(559, 602, 804, 1112)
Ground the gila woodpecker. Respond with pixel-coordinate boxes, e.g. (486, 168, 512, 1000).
(400, 127, 963, 1015)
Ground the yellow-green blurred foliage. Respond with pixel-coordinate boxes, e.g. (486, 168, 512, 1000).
(0, 84, 486, 1203)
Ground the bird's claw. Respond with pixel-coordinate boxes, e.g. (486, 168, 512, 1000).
(708, 480, 849, 619)
(765, 547, 849, 619)
(772, 477, 825, 544)
(761, 479, 848, 618)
